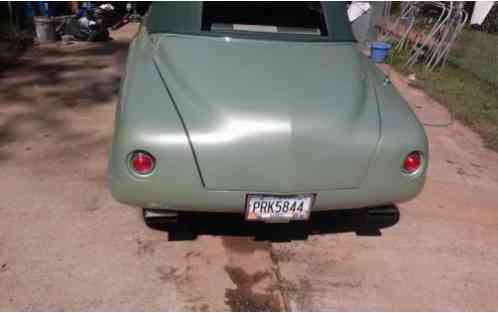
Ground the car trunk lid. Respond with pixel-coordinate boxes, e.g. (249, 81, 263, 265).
(152, 35, 380, 191)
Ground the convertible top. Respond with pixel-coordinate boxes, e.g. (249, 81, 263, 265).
(146, 1, 355, 42)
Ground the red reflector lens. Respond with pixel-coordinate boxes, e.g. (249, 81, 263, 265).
(131, 152, 155, 175)
(403, 152, 422, 174)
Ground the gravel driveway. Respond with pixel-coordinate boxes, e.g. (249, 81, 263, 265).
(1, 24, 497, 311)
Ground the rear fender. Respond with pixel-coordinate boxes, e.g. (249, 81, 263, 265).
(108, 28, 202, 207)
(360, 58, 428, 201)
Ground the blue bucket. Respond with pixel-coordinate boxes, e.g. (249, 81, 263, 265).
(370, 42, 392, 63)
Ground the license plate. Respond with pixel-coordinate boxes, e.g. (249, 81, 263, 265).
(245, 194, 314, 222)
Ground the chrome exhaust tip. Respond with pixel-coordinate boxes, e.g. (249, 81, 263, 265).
(143, 208, 178, 224)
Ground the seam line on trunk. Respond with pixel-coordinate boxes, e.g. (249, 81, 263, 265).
(152, 53, 207, 188)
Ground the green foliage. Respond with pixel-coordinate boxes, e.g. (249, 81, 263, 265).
(449, 29, 498, 89)
(389, 45, 498, 151)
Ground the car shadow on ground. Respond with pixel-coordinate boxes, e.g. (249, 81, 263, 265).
(148, 206, 400, 242)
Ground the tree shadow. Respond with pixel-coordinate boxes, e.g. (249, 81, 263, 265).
(0, 40, 129, 105)
(147, 206, 400, 242)
(0, 29, 134, 162)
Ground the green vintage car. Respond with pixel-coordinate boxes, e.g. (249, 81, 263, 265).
(108, 2, 428, 226)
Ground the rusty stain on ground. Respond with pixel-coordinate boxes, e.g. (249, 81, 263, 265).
(269, 248, 294, 264)
(224, 266, 282, 312)
(293, 278, 314, 310)
(190, 303, 210, 311)
(221, 236, 270, 255)
(185, 251, 201, 258)
(156, 264, 196, 289)
(470, 162, 485, 169)
(328, 280, 361, 288)
(456, 167, 480, 178)
(268, 248, 293, 311)
(156, 266, 179, 284)
(135, 238, 160, 257)
(174, 265, 194, 286)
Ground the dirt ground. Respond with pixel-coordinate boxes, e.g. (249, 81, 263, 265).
(1, 23, 498, 311)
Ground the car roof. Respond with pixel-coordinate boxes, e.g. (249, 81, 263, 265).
(145, 1, 355, 42)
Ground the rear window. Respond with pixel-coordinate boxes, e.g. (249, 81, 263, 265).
(145, 2, 355, 42)
(201, 2, 328, 36)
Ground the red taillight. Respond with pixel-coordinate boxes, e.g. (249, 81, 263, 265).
(403, 151, 422, 174)
(130, 151, 155, 175)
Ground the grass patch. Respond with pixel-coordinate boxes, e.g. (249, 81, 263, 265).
(389, 47, 498, 151)
(450, 29, 498, 88)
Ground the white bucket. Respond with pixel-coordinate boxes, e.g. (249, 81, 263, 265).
(34, 17, 57, 43)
